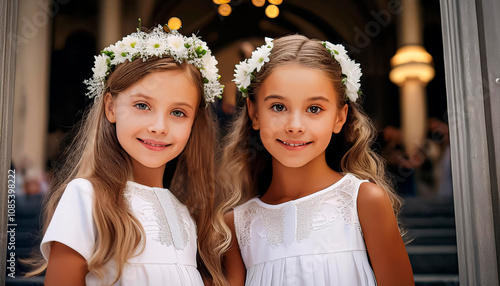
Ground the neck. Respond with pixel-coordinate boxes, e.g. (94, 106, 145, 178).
(131, 160, 166, 188)
(263, 152, 342, 204)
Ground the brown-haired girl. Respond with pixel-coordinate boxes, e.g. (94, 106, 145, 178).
(219, 35, 414, 285)
(27, 26, 227, 285)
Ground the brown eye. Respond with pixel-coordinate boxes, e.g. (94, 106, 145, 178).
(307, 106, 322, 114)
(272, 104, 285, 112)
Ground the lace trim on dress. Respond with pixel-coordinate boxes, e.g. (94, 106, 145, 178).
(235, 174, 363, 248)
(124, 183, 190, 250)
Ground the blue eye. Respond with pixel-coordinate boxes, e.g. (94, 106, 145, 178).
(171, 110, 186, 117)
(272, 104, 286, 112)
(135, 103, 150, 110)
(307, 106, 322, 114)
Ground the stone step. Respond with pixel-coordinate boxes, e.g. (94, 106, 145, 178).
(407, 245, 458, 274)
(402, 217, 455, 228)
(414, 274, 459, 286)
(405, 228, 457, 245)
(5, 276, 44, 286)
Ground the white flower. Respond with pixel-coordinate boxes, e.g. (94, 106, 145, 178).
(107, 43, 128, 65)
(201, 54, 219, 81)
(84, 25, 223, 103)
(233, 61, 252, 90)
(324, 42, 348, 59)
(145, 37, 165, 57)
(166, 34, 185, 53)
(338, 58, 362, 102)
(232, 38, 274, 96)
(322, 41, 362, 102)
(249, 46, 271, 72)
(92, 54, 109, 79)
(122, 36, 141, 53)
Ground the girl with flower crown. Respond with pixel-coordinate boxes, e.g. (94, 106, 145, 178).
(218, 35, 414, 285)
(25, 26, 228, 285)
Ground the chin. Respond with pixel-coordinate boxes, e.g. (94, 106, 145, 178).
(275, 158, 310, 169)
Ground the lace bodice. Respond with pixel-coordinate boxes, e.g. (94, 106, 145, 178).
(124, 181, 191, 250)
(235, 174, 364, 248)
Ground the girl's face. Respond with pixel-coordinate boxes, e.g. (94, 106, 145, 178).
(248, 63, 348, 168)
(104, 69, 200, 173)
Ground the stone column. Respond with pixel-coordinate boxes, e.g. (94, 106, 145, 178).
(12, 0, 52, 172)
(390, 0, 434, 156)
(99, 0, 123, 48)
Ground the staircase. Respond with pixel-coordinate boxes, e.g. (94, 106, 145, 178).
(5, 194, 44, 286)
(401, 196, 460, 286)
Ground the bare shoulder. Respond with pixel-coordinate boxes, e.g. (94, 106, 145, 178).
(357, 182, 392, 211)
(357, 181, 395, 226)
(224, 210, 236, 231)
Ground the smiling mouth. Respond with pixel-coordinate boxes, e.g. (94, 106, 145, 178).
(138, 138, 170, 147)
(278, 140, 311, 147)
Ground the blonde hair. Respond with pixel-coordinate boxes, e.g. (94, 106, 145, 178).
(217, 34, 403, 239)
(25, 56, 228, 285)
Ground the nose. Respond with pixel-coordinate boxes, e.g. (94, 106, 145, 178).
(285, 111, 305, 133)
(148, 113, 168, 135)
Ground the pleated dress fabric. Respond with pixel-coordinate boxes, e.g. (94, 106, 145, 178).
(233, 173, 377, 286)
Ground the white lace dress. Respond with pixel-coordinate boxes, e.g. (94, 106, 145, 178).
(233, 173, 376, 286)
(41, 178, 203, 285)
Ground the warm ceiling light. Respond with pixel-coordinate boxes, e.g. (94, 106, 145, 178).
(391, 45, 433, 66)
(213, 0, 231, 4)
(390, 45, 435, 85)
(218, 3, 232, 16)
(252, 0, 265, 7)
(268, 0, 283, 5)
(167, 17, 182, 31)
(265, 4, 279, 18)
(389, 63, 435, 86)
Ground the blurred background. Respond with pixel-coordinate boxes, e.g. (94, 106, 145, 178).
(8, 0, 457, 285)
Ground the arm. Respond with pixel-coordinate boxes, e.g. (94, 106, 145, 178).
(44, 242, 88, 286)
(358, 182, 414, 286)
(223, 211, 246, 286)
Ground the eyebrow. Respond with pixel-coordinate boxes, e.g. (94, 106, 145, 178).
(130, 94, 196, 109)
(263, 94, 285, 102)
(307, 96, 330, 102)
(171, 102, 196, 109)
(130, 93, 154, 101)
(263, 94, 330, 102)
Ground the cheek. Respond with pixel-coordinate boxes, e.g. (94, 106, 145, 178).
(259, 113, 285, 134)
(114, 105, 131, 121)
(171, 119, 195, 143)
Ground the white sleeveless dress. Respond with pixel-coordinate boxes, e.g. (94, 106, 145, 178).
(233, 173, 376, 286)
(41, 178, 203, 285)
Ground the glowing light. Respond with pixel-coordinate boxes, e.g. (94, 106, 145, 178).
(252, 0, 265, 7)
(389, 45, 435, 86)
(213, 0, 231, 4)
(218, 3, 232, 16)
(265, 4, 279, 18)
(268, 0, 283, 5)
(167, 17, 182, 31)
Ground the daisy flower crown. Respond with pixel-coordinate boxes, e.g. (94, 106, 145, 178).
(233, 38, 362, 102)
(84, 25, 224, 103)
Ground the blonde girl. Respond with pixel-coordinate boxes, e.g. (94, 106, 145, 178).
(219, 35, 414, 285)
(26, 26, 227, 285)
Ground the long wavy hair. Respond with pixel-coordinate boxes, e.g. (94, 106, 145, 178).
(217, 35, 403, 238)
(25, 56, 228, 285)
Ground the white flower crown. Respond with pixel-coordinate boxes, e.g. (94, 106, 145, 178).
(84, 25, 224, 103)
(233, 38, 362, 102)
